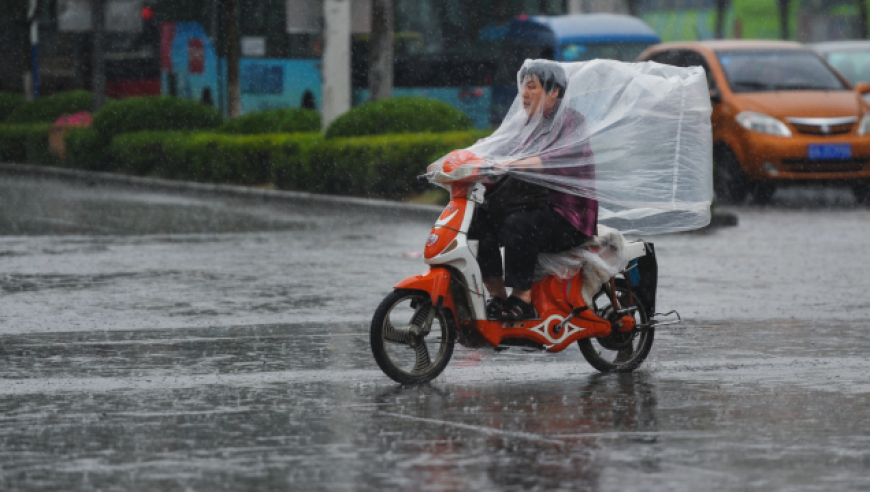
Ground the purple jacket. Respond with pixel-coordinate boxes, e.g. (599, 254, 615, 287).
(532, 105, 599, 237)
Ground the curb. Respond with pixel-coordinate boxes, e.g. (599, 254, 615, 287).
(1, 162, 737, 230)
(0, 162, 443, 220)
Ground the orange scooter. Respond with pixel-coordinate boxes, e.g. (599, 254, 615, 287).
(370, 166, 677, 384)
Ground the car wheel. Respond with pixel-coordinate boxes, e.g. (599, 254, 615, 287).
(713, 146, 749, 204)
(852, 181, 870, 205)
(750, 182, 776, 205)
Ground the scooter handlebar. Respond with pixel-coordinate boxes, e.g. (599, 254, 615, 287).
(424, 162, 506, 185)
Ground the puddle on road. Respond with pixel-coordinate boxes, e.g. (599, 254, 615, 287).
(0, 321, 869, 491)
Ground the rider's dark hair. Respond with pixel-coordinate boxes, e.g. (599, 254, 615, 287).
(519, 60, 567, 99)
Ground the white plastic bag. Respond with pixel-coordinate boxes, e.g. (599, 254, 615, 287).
(428, 59, 713, 235)
(535, 225, 630, 306)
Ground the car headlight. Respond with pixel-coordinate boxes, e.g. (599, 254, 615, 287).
(736, 111, 792, 137)
(858, 113, 870, 135)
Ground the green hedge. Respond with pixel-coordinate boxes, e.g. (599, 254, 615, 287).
(0, 124, 50, 163)
(308, 130, 490, 197)
(106, 131, 323, 186)
(97, 129, 486, 197)
(325, 96, 472, 139)
(3, 91, 489, 202)
(0, 92, 26, 122)
(5, 90, 92, 124)
(267, 133, 323, 190)
(24, 125, 57, 166)
(92, 96, 223, 142)
(60, 126, 490, 200)
(64, 127, 107, 171)
(182, 133, 295, 184)
(219, 108, 320, 135)
(104, 131, 190, 176)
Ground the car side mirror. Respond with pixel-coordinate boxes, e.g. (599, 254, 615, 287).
(709, 87, 722, 103)
(855, 82, 870, 95)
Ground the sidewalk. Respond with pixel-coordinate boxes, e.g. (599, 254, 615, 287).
(0, 162, 443, 220)
(0, 162, 736, 229)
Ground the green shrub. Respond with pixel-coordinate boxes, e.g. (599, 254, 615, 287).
(269, 133, 323, 190)
(65, 125, 490, 200)
(108, 131, 322, 185)
(5, 90, 92, 124)
(308, 130, 490, 197)
(219, 108, 320, 135)
(25, 125, 57, 166)
(325, 97, 472, 139)
(185, 133, 324, 185)
(106, 131, 191, 176)
(0, 124, 49, 162)
(92, 96, 222, 142)
(64, 127, 108, 171)
(0, 92, 26, 122)
(184, 134, 275, 184)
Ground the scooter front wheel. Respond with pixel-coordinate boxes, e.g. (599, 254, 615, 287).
(578, 286, 654, 373)
(370, 289, 454, 384)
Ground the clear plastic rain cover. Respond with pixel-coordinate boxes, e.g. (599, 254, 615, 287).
(428, 59, 713, 235)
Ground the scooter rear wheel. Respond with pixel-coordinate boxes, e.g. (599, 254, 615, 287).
(578, 287, 654, 373)
(370, 289, 454, 384)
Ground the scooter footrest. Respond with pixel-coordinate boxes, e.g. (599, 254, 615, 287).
(651, 310, 682, 327)
(633, 310, 682, 331)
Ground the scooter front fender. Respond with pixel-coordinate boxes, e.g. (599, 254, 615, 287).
(395, 267, 455, 315)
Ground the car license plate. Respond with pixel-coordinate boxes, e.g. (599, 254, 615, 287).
(808, 143, 851, 160)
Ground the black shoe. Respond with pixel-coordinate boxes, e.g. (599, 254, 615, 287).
(500, 296, 538, 322)
(486, 297, 508, 320)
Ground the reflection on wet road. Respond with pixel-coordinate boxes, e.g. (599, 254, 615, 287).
(2, 323, 869, 491)
(1, 173, 870, 491)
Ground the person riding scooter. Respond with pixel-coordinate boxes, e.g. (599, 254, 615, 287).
(467, 60, 598, 322)
(373, 58, 711, 384)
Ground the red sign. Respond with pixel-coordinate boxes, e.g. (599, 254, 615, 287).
(160, 23, 176, 73)
(188, 38, 205, 74)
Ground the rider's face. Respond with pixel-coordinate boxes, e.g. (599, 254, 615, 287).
(522, 75, 559, 116)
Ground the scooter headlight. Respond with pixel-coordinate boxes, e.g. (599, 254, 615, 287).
(736, 111, 792, 137)
(858, 113, 870, 135)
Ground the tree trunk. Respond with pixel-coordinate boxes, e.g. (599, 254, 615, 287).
(778, 0, 791, 40)
(368, 0, 393, 102)
(224, 0, 241, 119)
(858, 0, 869, 39)
(715, 0, 730, 39)
(91, 0, 105, 110)
(626, 0, 641, 16)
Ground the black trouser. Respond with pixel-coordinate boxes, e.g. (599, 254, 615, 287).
(468, 204, 591, 292)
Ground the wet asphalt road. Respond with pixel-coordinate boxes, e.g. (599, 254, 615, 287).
(1, 170, 870, 491)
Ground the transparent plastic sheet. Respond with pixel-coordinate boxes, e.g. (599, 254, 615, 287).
(427, 59, 714, 235)
(535, 225, 630, 306)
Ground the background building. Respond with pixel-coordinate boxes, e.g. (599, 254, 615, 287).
(2, 0, 868, 117)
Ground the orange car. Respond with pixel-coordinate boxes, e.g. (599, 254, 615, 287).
(638, 40, 870, 204)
